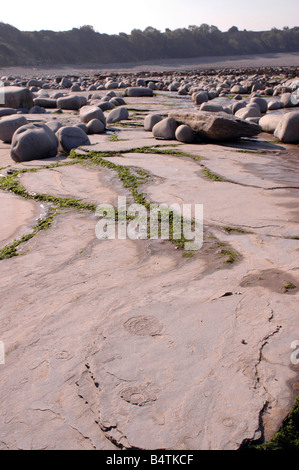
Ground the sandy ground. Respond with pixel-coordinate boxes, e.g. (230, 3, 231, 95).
(0, 88, 298, 450)
(1, 52, 299, 78)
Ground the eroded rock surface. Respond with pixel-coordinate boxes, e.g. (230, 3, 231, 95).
(0, 70, 298, 450)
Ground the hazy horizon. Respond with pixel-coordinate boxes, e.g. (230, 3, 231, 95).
(1, 0, 298, 35)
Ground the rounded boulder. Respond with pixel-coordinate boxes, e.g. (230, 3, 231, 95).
(144, 114, 163, 131)
(11, 123, 58, 162)
(175, 125, 195, 143)
(107, 107, 129, 124)
(57, 95, 87, 110)
(87, 119, 105, 134)
(152, 117, 178, 140)
(0, 115, 28, 143)
(80, 105, 106, 126)
(56, 126, 91, 153)
(274, 112, 299, 143)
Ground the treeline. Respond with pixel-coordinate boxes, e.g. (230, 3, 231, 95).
(0, 22, 298, 67)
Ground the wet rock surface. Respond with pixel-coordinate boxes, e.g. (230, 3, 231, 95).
(0, 64, 298, 450)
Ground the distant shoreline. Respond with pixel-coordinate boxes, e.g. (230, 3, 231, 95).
(1, 52, 299, 77)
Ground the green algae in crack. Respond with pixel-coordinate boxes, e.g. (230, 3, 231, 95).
(127, 146, 202, 162)
(70, 149, 196, 250)
(201, 168, 227, 182)
(224, 226, 249, 235)
(252, 396, 299, 450)
(107, 134, 128, 142)
(217, 241, 241, 264)
(115, 121, 144, 128)
(70, 149, 151, 208)
(0, 209, 57, 260)
(284, 283, 297, 292)
(182, 252, 196, 258)
(0, 171, 97, 212)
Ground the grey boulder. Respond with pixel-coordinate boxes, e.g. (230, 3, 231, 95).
(33, 98, 57, 109)
(29, 106, 46, 114)
(259, 114, 282, 134)
(125, 87, 153, 97)
(0, 108, 18, 118)
(57, 95, 87, 110)
(250, 97, 268, 114)
(230, 85, 247, 94)
(107, 107, 129, 124)
(0, 115, 28, 143)
(152, 117, 178, 140)
(193, 91, 209, 105)
(175, 124, 195, 143)
(0, 86, 34, 109)
(80, 105, 106, 126)
(231, 100, 247, 114)
(144, 114, 163, 131)
(60, 77, 72, 88)
(168, 111, 261, 141)
(235, 106, 261, 120)
(280, 93, 298, 108)
(11, 123, 58, 162)
(200, 103, 224, 113)
(87, 119, 105, 134)
(97, 101, 114, 112)
(56, 126, 91, 153)
(274, 111, 299, 143)
(268, 100, 283, 111)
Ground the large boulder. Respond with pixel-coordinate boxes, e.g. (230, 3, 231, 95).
(107, 107, 129, 124)
(200, 103, 224, 113)
(86, 119, 105, 134)
(250, 97, 268, 114)
(193, 91, 209, 105)
(105, 80, 119, 90)
(268, 100, 283, 111)
(27, 79, 44, 88)
(125, 87, 153, 97)
(56, 126, 90, 153)
(274, 111, 299, 143)
(175, 125, 195, 143)
(231, 100, 247, 114)
(152, 117, 178, 140)
(144, 114, 163, 131)
(0, 115, 28, 143)
(230, 85, 247, 94)
(235, 105, 261, 120)
(57, 95, 87, 110)
(29, 106, 46, 114)
(0, 108, 18, 118)
(60, 77, 72, 88)
(80, 105, 106, 126)
(10, 123, 58, 162)
(280, 93, 298, 108)
(0, 86, 34, 109)
(109, 96, 126, 106)
(97, 101, 114, 112)
(259, 114, 282, 133)
(168, 111, 261, 141)
(33, 97, 57, 109)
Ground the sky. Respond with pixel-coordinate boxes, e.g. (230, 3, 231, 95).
(1, 0, 298, 34)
